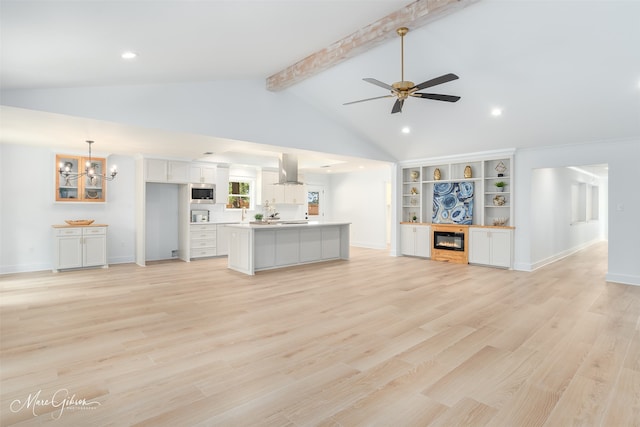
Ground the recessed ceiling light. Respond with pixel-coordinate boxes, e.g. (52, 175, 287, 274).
(358, 165, 365, 169)
(121, 51, 137, 60)
(401, 126, 411, 134)
(491, 108, 503, 117)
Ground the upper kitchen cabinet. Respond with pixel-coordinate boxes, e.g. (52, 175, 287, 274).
(190, 163, 217, 184)
(261, 170, 306, 205)
(261, 170, 279, 205)
(56, 154, 107, 202)
(145, 159, 190, 183)
(216, 165, 229, 205)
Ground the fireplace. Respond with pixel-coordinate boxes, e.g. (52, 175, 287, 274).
(433, 231, 465, 252)
(431, 224, 469, 264)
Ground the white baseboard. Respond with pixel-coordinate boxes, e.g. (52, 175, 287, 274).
(605, 273, 640, 287)
(518, 239, 603, 272)
(0, 263, 51, 274)
(351, 241, 388, 250)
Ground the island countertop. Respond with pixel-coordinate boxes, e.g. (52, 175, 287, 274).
(225, 221, 351, 229)
(226, 222, 351, 275)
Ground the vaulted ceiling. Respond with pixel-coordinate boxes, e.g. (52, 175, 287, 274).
(1, 0, 639, 173)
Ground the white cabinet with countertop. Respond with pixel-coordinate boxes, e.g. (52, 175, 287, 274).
(52, 225, 108, 272)
(468, 226, 513, 268)
(189, 223, 217, 259)
(400, 223, 430, 258)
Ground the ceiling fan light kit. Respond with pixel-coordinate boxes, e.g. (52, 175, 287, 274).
(344, 27, 460, 114)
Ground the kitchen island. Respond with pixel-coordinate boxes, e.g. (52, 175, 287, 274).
(226, 221, 350, 275)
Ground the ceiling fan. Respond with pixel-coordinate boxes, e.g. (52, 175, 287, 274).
(344, 27, 460, 114)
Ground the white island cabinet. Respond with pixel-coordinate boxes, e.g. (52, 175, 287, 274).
(227, 222, 350, 275)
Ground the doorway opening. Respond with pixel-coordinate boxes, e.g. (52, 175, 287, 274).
(307, 186, 324, 220)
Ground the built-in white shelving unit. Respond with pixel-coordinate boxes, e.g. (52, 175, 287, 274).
(400, 153, 514, 227)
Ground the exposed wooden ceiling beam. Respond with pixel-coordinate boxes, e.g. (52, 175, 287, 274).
(266, 0, 480, 92)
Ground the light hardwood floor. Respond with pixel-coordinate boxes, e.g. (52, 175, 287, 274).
(1, 242, 639, 426)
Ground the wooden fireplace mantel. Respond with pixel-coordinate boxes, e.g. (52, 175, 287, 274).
(431, 224, 469, 264)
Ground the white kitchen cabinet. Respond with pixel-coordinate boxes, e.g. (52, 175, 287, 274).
(284, 184, 306, 204)
(190, 224, 217, 259)
(145, 159, 190, 183)
(190, 164, 217, 184)
(400, 224, 430, 257)
(254, 230, 276, 269)
(52, 226, 108, 272)
(261, 170, 305, 205)
(216, 165, 230, 205)
(275, 229, 300, 266)
(469, 227, 513, 268)
(321, 226, 342, 259)
(300, 228, 322, 262)
(216, 224, 230, 256)
(228, 227, 251, 272)
(261, 170, 279, 205)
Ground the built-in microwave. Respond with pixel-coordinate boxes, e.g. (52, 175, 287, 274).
(190, 183, 215, 204)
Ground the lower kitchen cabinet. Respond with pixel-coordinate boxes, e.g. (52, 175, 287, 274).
(400, 224, 430, 257)
(468, 227, 513, 268)
(52, 225, 108, 272)
(216, 224, 230, 256)
(190, 224, 217, 259)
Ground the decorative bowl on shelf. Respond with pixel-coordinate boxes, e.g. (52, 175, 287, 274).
(493, 195, 506, 206)
(492, 217, 508, 226)
(65, 219, 95, 226)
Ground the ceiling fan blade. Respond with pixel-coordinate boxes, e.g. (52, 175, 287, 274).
(343, 94, 394, 106)
(391, 99, 404, 114)
(412, 73, 459, 91)
(363, 78, 396, 92)
(412, 93, 461, 102)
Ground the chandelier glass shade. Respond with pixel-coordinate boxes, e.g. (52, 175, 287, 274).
(58, 140, 117, 183)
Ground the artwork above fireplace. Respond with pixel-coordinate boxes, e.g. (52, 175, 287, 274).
(432, 182, 474, 225)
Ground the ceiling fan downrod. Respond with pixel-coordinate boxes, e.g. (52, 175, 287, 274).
(392, 27, 414, 96)
(397, 27, 408, 83)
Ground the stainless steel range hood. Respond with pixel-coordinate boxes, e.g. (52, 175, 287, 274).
(278, 153, 304, 185)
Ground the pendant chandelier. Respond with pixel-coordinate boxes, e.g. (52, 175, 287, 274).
(58, 140, 118, 182)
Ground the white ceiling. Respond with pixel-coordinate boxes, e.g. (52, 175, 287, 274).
(1, 0, 639, 173)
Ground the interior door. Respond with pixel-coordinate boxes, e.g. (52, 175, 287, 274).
(306, 185, 324, 220)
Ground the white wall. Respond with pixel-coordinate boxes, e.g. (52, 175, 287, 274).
(329, 167, 391, 250)
(0, 143, 136, 273)
(515, 139, 640, 285)
(144, 183, 179, 261)
(1, 80, 394, 162)
(530, 167, 606, 269)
